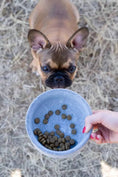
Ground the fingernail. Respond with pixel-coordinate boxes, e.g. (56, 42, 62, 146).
(90, 135, 94, 139)
(82, 126, 86, 133)
(96, 136, 99, 140)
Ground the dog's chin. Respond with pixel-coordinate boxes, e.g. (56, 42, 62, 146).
(45, 73, 72, 89)
(51, 84, 66, 89)
(46, 83, 72, 89)
(45, 81, 72, 89)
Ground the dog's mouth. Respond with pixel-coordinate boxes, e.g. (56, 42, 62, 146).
(45, 71, 72, 89)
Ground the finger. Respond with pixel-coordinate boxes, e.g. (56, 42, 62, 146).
(92, 110, 103, 114)
(95, 134, 103, 144)
(90, 133, 103, 144)
(90, 128, 101, 139)
(90, 133, 96, 139)
(84, 113, 103, 133)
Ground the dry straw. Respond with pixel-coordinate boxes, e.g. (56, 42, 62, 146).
(0, 0, 118, 177)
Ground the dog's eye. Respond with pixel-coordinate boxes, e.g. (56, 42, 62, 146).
(41, 66, 50, 72)
(68, 65, 76, 73)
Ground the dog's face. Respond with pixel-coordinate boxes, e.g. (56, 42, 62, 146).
(28, 28, 89, 88)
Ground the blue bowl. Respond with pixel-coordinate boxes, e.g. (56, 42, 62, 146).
(26, 89, 92, 158)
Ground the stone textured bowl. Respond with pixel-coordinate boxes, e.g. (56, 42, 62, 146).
(26, 89, 92, 158)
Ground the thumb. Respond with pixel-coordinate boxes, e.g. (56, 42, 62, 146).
(84, 116, 93, 133)
(84, 113, 102, 133)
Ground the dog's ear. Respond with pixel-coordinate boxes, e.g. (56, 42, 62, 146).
(28, 29, 51, 52)
(66, 27, 89, 51)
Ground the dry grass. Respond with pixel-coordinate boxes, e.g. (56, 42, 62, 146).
(0, 0, 118, 177)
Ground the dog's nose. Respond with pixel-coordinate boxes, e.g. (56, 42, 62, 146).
(54, 76, 64, 84)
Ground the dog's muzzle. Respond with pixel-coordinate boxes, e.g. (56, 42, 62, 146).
(45, 71, 72, 88)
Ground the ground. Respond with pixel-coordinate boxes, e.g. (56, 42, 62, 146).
(0, 0, 118, 177)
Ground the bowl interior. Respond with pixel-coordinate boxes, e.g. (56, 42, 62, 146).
(26, 89, 92, 158)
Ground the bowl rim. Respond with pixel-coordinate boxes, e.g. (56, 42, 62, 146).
(26, 89, 92, 158)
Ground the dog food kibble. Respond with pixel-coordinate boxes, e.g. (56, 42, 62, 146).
(67, 115, 72, 120)
(50, 144, 55, 148)
(38, 131, 43, 137)
(46, 139, 50, 144)
(50, 131, 55, 136)
(65, 135, 71, 141)
(33, 129, 37, 135)
(65, 142, 70, 147)
(55, 110, 61, 115)
(33, 128, 39, 135)
(71, 129, 77, 134)
(40, 138, 46, 144)
(41, 140, 46, 145)
(55, 141, 59, 147)
(48, 111, 53, 116)
(70, 123, 75, 129)
(33, 104, 78, 151)
(44, 131, 49, 135)
(34, 128, 40, 133)
(50, 138, 55, 144)
(43, 134, 48, 139)
(65, 144, 70, 150)
(61, 138, 66, 143)
(54, 124, 60, 130)
(58, 137, 62, 143)
(62, 104, 67, 110)
(52, 147, 56, 150)
(34, 118, 40, 124)
(70, 139, 75, 145)
(61, 114, 66, 119)
(38, 136, 43, 141)
(33, 128, 76, 151)
(45, 114, 50, 119)
(53, 135, 58, 141)
(56, 130, 62, 136)
(48, 146, 52, 150)
(60, 143, 64, 148)
(60, 133, 64, 138)
(43, 119, 48, 124)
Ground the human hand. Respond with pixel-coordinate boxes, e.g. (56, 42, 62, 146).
(83, 110, 118, 144)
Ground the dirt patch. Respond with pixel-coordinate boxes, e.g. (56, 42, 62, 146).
(0, 0, 118, 177)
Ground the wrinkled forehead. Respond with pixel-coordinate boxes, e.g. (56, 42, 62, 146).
(49, 45, 74, 68)
(39, 44, 75, 68)
(51, 45, 70, 62)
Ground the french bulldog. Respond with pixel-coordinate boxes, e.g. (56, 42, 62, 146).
(28, 0, 89, 88)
